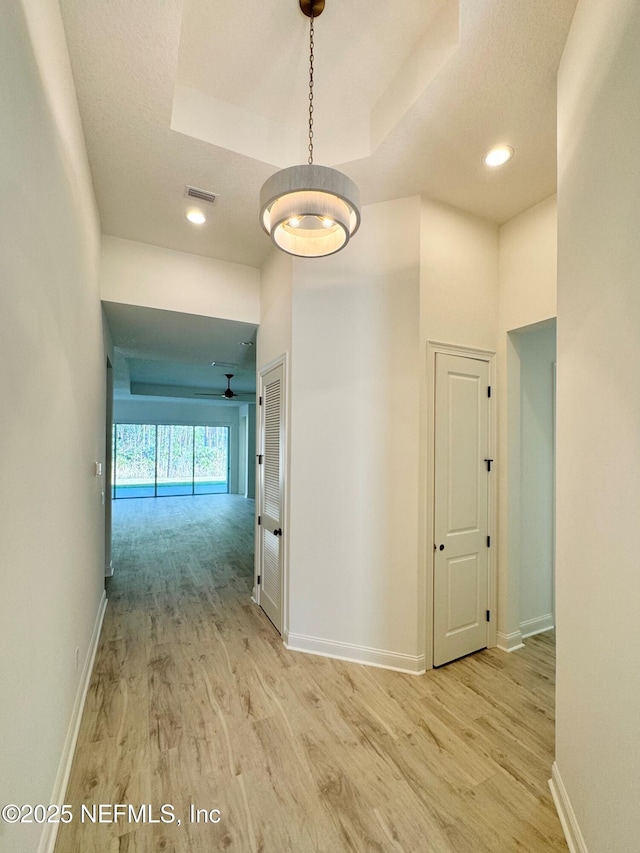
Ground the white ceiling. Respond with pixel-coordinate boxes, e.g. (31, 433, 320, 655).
(60, 0, 578, 269)
(172, 0, 457, 168)
(176, 0, 448, 126)
(62, 0, 577, 402)
(103, 302, 257, 402)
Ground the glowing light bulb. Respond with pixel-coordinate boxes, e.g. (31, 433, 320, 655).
(288, 217, 301, 228)
(186, 209, 206, 225)
(322, 218, 335, 228)
(484, 145, 514, 167)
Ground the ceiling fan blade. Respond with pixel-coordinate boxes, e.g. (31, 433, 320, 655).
(194, 375, 255, 400)
(194, 391, 256, 399)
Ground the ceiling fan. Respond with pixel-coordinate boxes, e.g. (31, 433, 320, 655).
(194, 374, 254, 401)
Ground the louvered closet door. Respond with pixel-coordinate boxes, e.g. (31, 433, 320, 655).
(258, 362, 285, 632)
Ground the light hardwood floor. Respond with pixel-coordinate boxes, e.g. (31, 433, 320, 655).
(56, 495, 567, 852)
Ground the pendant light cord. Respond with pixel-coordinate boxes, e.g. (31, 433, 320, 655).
(308, 12, 314, 165)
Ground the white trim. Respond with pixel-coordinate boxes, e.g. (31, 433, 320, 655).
(496, 629, 525, 653)
(284, 631, 426, 675)
(425, 341, 498, 669)
(520, 613, 554, 638)
(549, 762, 589, 853)
(427, 340, 497, 359)
(38, 592, 108, 853)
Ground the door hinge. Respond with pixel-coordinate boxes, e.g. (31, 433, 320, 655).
(484, 458, 493, 472)
(486, 609, 491, 622)
(257, 576, 261, 585)
(257, 454, 263, 465)
(258, 515, 261, 525)
(487, 386, 492, 398)
(259, 396, 263, 405)
(487, 535, 491, 548)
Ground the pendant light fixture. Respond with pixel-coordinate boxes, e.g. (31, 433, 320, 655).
(259, 0, 361, 258)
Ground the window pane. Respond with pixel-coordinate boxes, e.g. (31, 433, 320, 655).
(156, 425, 194, 496)
(194, 426, 229, 494)
(114, 424, 156, 498)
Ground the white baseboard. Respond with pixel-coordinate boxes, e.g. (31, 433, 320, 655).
(38, 591, 108, 853)
(549, 762, 588, 853)
(496, 629, 525, 653)
(284, 631, 425, 675)
(520, 613, 555, 639)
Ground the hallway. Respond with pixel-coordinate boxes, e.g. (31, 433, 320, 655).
(56, 495, 566, 852)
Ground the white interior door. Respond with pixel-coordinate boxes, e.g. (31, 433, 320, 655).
(433, 353, 490, 666)
(257, 362, 285, 633)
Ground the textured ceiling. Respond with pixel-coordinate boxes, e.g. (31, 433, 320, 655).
(60, 0, 578, 270)
(103, 303, 257, 401)
(172, 0, 457, 167)
(177, 0, 448, 124)
(64, 0, 576, 403)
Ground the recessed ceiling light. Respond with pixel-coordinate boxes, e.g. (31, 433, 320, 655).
(484, 145, 514, 167)
(186, 209, 206, 225)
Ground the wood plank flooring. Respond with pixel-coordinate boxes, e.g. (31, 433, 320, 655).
(56, 495, 567, 852)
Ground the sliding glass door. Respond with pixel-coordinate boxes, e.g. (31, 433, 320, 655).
(194, 426, 229, 494)
(157, 425, 194, 497)
(114, 424, 156, 498)
(112, 424, 229, 498)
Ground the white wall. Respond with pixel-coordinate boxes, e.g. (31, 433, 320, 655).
(256, 247, 293, 604)
(420, 198, 499, 350)
(497, 196, 557, 650)
(247, 403, 256, 499)
(259, 197, 505, 670)
(420, 198, 499, 664)
(239, 403, 257, 499)
(500, 196, 557, 332)
(0, 2, 105, 851)
(257, 248, 293, 370)
(516, 321, 556, 637)
(114, 396, 239, 427)
(554, 1, 640, 849)
(270, 197, 503, 671)
(287, 197, 423, 668)
(419, 194, 557, 660)
(101, 235, 260, 324)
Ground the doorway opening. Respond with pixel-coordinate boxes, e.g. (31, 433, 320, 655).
(105, 358, 114, 579)
(509, 319, 556, 641)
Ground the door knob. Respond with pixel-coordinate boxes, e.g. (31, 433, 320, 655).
(439, 544, 445, 551)
(273, 528, 282, 536)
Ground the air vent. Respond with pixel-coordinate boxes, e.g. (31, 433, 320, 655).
(185, 185, 218, 204)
